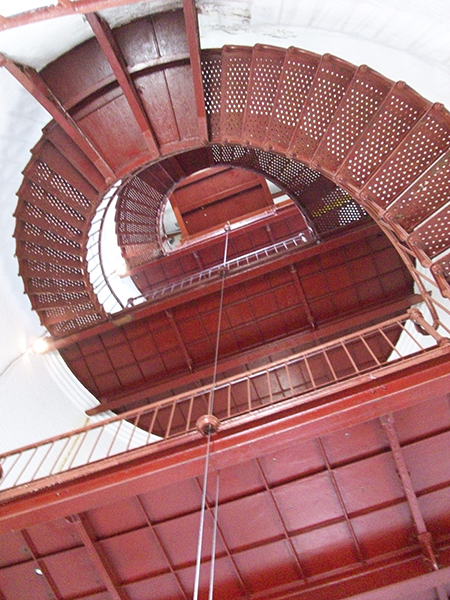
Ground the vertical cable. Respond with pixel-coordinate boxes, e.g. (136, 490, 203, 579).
(193, 433, 211, 600)
(193, 226, 228, 600)
(208, 470, 220, 600)
(208, 225, 230, 415)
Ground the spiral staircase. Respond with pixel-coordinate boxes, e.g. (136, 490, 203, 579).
(2, 4, 450, 600)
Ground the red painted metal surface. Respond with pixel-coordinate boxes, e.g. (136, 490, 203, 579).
(1, 349, 450, 600)
(5, 7, 450, 600)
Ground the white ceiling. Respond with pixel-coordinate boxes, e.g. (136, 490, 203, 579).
(0, 0, 449, 451)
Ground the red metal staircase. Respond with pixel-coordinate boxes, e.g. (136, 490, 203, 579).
(8, 13, 450, 340)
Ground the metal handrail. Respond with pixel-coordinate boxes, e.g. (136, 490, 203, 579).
(128, 230, 309, 306)
(1, 311, 446, 493)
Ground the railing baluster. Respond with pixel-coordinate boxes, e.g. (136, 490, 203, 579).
(303, 356, 316, 390)
(49, 436, 72, 475)
(13, 448, 38, 486)
(186, 395, 195, 432)
(1, 313, 444, 493)
(146, 407, 159, 444)
(340, 340, 360, 374)
(285, 363, 295, 396)
(30, 442, 54, 482)
(106, 421, 123, 457)
(266, 369, 273, 405)
(165, 401, 177, 439)
(360, 335, 382, 366)
(86, 425, 106, 463)
(322, 349, 338, 382)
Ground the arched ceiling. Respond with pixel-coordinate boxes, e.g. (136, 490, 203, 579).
(0, 0, 449, 449)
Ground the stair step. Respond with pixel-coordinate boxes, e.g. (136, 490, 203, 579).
(44, 122, 106, 192)
(288, 54, 356, 163)
(19, 259, 84, 283)
(14, 200, 83, 242)
(242, 44, 286, 147)
(37, 304, 103, 327)
(220, 46, 252, 144)
(24, 276, 86, 295)
(31, 292, 94, 311)
(337, 82, 431, 192)
(385, 148, 450, 235)
(267, 47, 321, 153)
(201, 48, 223, 142)
(313, 66, 394, 176)
(31, 138, 98, 205)
(407, 202, 450, 264)
(362, 103, 450, 208)
(23, 161, 92, 219)
(14, 220, 82, 257)
(18, 239, 85, 267)
(18, 179, 87, 230)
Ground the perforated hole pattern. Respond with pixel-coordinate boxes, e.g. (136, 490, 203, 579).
(289, 59, 355, 157)
(341, 88, 424, 188)
(221, 50, 252, 140)
(244, 49, 285, 143)
(316, 70, 390, 171)
(388, 150, 450, 232)
(201, 52, 222, 140)
(412, 203, 450, 258)
(367, 110, 450, 207)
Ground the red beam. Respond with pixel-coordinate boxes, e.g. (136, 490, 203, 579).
(331, 565, 450, 600)
(0, 55, 115, 181)
(381, 413, 440, 570)
(87, 294, 420, 416)
(86, 12, 160, 156)
(67, 513, 126, 600)
(1, 347, 449, 534)
(51, 221, 380, 352)
(20, 530, 64, 600)
(182, 0, 208, 142)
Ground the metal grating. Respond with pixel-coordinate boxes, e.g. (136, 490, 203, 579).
(365, 105, 450, 207)
(242, 45, 286, 146)
(220, 46, 252, 143)
(116, 174, 165, 267)
(385, 149, 450, 234)
(266, 47, 321, 152)
(201, 49, 223, 141)
(309, 187, 367, 235)
(288, 54, 356, 162)
(338, 83, 430, 190)
(313, 66, 393, 175)
(211, 144, 320, 199)
(409, 203, 450, 260)
(32, 161, 92, 212)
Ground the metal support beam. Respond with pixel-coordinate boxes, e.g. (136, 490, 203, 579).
(86, 293, 420, 416)
(0, 55, 115, 182)
(67, 513, 127, 600)
(289, 264, 316, 330)
(86, 12, 160, 156)
(165, 309, 194, 372)
(381, 413, 440, 571)
(2, 347, 450, 535)
(19, 530, 64, 600)
(317, 438, 365, 564)
(334, 565, 450, 600)
(182, 0, 209, 142)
